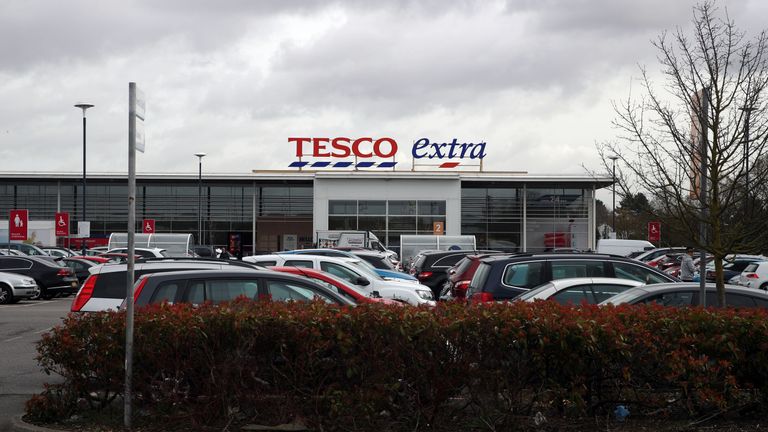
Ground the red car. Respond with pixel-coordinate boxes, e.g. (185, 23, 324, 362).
(70, 255, 111, 264)
(445, 253, 508, 300)
(270, 266, 401, 305)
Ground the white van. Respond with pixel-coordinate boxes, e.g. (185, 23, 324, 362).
(596, 239, 655, 257)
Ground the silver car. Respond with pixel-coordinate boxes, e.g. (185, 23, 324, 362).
(0, 271, 40, 304)
(599, 282, 768, 307)
(514, 277, 644, 305)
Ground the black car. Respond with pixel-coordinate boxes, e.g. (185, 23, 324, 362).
(410, 250, 501, 298)
(0, 256, 79, 299)
(128, 269, 355, 307)
(62, 257, 97, 285)
(466, 252, 677, 302)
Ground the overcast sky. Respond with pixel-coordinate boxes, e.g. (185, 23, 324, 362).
(1, 0, 766, 195)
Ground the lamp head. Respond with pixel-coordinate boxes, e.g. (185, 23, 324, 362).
(608, 155, 619, 161)
(194, 152, 207, 159)
(74, 103, 94, 116)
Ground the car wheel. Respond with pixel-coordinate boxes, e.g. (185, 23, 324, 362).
(0, 285, 12, 305)
(760, 283, 768, 291)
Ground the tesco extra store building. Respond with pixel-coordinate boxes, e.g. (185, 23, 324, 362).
(0, 137, 612, 254)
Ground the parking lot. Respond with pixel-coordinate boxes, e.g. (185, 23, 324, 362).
(0, 297, 69, 429)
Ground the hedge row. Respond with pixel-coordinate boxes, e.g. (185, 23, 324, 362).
(28, 301, 768, 430)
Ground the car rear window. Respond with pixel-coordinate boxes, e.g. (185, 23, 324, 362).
(467, 262, 492, 296)
(451, 258, 473, 278)
(503, 262, 546, 289)
(744, 263, 759, 273)
(433, 254, 467, 268)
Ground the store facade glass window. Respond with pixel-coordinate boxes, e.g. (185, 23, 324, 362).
(460, 186, 523, 252)
(327, 199, 447, 252)
(525, 186, 590, 252)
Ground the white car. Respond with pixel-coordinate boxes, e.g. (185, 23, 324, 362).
(738, 262, 768, 291)
(0, 271, 40, 304)
(243, 254, 435, 306)
(513, 278, 644, 305)
(106, 247, 169, 258)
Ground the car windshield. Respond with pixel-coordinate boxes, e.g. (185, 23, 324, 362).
(305, 271, 369, 297)
(599, 288, 646, 305)
(514, 283, 555, 301)
(348, 260, 384, 280)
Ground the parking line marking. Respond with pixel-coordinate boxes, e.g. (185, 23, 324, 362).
(4, 336, 23, 342)
(34, 328, 51, 334)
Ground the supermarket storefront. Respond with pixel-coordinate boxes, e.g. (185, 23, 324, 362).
(0, 170, 611, 254)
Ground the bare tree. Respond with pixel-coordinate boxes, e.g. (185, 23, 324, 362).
(598, 2, 768, 306)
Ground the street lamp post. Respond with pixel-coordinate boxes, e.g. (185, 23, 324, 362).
(740, 106, 755, 214)
(74, 103, 94, 256)
(608, 155, 619, 237)
(194, 153, 206, 245)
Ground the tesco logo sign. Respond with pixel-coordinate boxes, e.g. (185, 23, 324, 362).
(289, 137, 397, 158)
(288, 137, 486, 169)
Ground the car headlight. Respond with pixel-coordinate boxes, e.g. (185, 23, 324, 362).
(416, 290, 434, 300)
(24, 278, 36, 284)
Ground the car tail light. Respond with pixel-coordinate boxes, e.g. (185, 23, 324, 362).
(417, 271, 433, 280)
(71, 275, 97, 312)
(57, 268, 72, 277)
(745, 273, 760, 279)
(133, 277, 150, 302)
(452, 280, 471, 298)
(471, 292, 495, 303)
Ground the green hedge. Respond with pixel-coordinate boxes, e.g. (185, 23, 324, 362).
(27, 300, 768, 430)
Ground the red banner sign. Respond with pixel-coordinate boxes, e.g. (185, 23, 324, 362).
(648, 221, 661, 242)
(55, 212, 69, 237)
(142, 219, 155, 234)
(9, 209, 28, 241)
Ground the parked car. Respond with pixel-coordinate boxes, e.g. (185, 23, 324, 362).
(737, 261, 768, 291)
(600, 282, 768, 308)
(0, 256, 78, 299)
(703, 255, 767, 282)
(107, 247, 169, 258)
(7, 243, 50, 257)
(271, 266, 401, 305)
(127, 269, 355, 308)
(85, 247, 110, 256)
(466, 252, 677, 302)
(243, 254, 434, 306)
(633, 247, 687, 262)
(61, 257, 98, 285)
(42, 247, 76, 258)
(281, 249, 417, 282)
(70, 255, 112, 264)
(0, 271, 39, 304)
(441, 252, 508, 300)
(71, 259, 265, 312)
(513, 278, 644, 305)
(410, 250, 501, 298)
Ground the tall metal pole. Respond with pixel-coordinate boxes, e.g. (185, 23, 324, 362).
(74, 103, 93, 255)
(194, 153, 206, 245)
(125, 83, 137, 430)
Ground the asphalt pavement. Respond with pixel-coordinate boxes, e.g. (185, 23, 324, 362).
(0, 297, 71, 430)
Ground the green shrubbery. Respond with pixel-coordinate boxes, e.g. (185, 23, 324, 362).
(27, 300, 768, 430)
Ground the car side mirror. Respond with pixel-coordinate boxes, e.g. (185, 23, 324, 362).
(448, 268, 456, 275)
(356, 276, 370, 286)
(371, 290, 381, 298)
